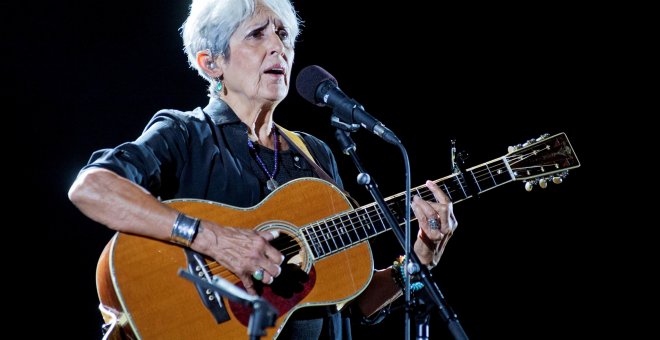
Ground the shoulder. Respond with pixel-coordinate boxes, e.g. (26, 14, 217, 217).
(150, 107, 207, 124)
(143, 107, 209, 134)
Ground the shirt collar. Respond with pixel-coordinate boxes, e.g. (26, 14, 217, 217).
(203, 97, 242, 126)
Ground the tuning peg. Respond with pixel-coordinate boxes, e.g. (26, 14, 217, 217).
(508, 144, 521, 153)
(522, 138, 536, 148)
(536, 133, 550, 142)
(539, 178, 548, 189)
(524, 181, 533, 192)
(552, 176, 563, 184)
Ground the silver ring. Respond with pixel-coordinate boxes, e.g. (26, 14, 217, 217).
(252, 268, 264, 281)
(428, 218, 439, 230)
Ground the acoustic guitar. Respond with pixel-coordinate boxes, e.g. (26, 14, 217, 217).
(96, 132, 580, 339)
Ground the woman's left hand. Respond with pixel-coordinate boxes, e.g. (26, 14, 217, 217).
(411, 180, 458, 265)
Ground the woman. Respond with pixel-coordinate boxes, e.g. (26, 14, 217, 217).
(68, 0, 457, 338)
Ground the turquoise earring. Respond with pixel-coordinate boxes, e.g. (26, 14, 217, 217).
(216, 81, 223, 92)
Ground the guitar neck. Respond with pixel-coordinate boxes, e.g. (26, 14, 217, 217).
(301, 157, 513, 260)
(300, 132, 579, 260)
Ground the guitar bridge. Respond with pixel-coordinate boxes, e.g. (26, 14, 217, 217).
(185, 248, 231, 324)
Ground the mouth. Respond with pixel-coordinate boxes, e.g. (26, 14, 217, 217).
(264, 64, 287, 78)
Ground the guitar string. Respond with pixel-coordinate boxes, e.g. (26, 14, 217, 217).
(204, 148, 559, 277)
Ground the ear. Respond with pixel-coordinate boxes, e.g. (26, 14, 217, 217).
(196, 50, 223, 78)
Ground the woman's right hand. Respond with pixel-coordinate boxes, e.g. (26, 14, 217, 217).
(193, 222, 284, 295)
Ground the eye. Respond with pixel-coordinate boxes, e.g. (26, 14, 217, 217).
(277, 28, 289, 40)
(248, 28, 265, 39)
(277, 28, 292, 46)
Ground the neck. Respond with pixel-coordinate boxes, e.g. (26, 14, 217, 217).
(222, 95, 278, 147)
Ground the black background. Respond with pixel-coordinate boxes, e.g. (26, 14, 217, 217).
(19, 1, 620, 339)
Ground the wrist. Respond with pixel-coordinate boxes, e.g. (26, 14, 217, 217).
(418, 228, 439, 251)
(391, 255, 424, 293)
(416, 229, 445, 269)
(170, 212, 200, 247)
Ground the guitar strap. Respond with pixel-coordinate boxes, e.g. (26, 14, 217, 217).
(275, 124, 346, 193)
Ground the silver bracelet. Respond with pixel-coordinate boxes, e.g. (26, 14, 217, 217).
(170, 213, 200, 247)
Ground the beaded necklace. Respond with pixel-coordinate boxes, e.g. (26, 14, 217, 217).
(247, 128, 279, 191)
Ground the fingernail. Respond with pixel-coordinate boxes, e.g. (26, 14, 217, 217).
(280, 254, 285, 264)
(268, 276, 274, 284)
(276, 265, 282, 276)
(269, 230, 280, 238)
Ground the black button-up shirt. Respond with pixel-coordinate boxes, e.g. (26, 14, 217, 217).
(82, 98, 344, 206)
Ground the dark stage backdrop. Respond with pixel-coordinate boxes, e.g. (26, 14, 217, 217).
(23, 1, 614, 339)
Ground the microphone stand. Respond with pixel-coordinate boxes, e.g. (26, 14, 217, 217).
(331, 115, 468, 340)
(178, 269, 278, 340)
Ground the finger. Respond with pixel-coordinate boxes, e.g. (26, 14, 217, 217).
(444, 207, 457, 236)
(259, 229, 286, 265)
(419, 195, 441, 223)
(258, 259, 282, 281)
(436, 204, 450, 234)
(239, 274, 257, 295)
(260, 271, 275, 285)
(411, 195, 426, 224)
(252, 263, 278, 285)
(259, 229, 280, 241)
(412, 196, 437, 230)
(426, 180, 450, 204)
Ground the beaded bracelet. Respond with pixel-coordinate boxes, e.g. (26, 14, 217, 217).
(391, 255, 424, 292)
(170, 212, 200, 247)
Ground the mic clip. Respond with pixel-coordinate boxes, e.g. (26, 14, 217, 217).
(330, 114, 360, 132)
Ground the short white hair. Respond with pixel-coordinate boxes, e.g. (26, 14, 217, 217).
(181, 0, 301, 87)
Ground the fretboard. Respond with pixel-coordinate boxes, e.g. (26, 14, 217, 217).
(301, 156, 515, 260)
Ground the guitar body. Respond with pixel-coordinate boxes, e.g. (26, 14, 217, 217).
(96, 178, 374, 339)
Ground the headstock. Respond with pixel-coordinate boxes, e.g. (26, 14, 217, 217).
(506, 132, 580, 191)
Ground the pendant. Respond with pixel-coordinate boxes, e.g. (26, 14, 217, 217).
(266, 179, 279, 191)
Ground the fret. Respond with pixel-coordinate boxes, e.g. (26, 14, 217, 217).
(309, 223, 329, 256)
(465, 158, 515, 195)
(363, 205, 382, 235)
(440, 182, 453, 201)
(469, 170, 482, 192)
(331, 218, 347, 249)
(384, 194, 403, 225)
(485, 163, 497, 186)
(414, 186, 422, 199)
(319, 223, 333, 254)
(324, 220, 340, 253)
(358, 208, 378, 238)
(334, 214, 352, 247)
(452, 175, 466, 198)
(371, 205, 388, 234)
(303, 226, 323, 258)
(337, 213, 353, 246)
(347, 211, 368, 241)
(346, 211, 361, 242)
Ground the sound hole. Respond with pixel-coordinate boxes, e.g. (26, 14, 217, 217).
(267, 230, 310, 297)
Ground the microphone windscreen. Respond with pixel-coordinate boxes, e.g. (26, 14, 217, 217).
(295, 65, 337, 106)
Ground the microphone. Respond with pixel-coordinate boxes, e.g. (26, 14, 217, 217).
(295, 65, 400, 145)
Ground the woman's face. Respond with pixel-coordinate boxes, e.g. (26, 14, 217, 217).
(221, 6, 294, 106)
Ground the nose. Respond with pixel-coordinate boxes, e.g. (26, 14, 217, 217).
(267, 28, 285, 56)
